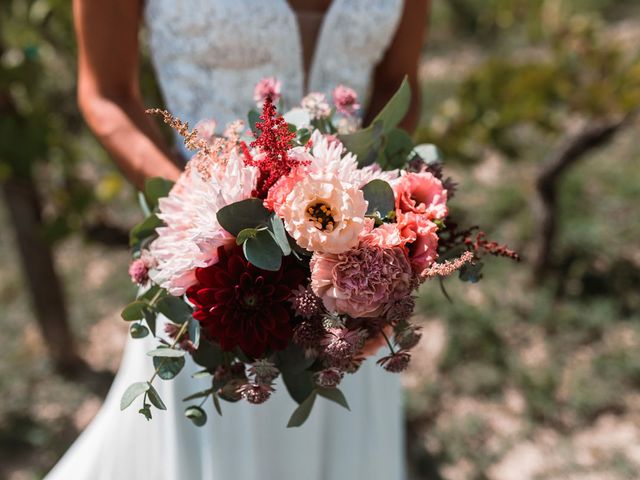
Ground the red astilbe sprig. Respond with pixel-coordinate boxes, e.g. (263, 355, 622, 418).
(242, 96, 303, 198)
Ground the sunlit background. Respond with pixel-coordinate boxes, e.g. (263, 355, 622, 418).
(1, 0, 639, 478)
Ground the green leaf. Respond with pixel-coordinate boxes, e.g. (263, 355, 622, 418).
(182, 389, 213, 402)
(269, 214, 291, 256)
(121, 301, 148, 321)
(339, 120, 384, 167)
(317, 387, 350, 411)
(192, 339, 225, 369)
(212, 392, 223, 416)
(136, 284, 162, 302)
(243, 229, 282, 271)
(287, 391, 317, 428)
(147, 384, 167, 410)
(216, 199, 272, 237)
(185, 406, 208, 427)
(146, 347, 186, 358)
(362, 179, 395, 218)
(276, 344, 315, 374)
(236, 227, 259, 245)
(144, 177, 174, 211)
(371, 76, 411, 134)
(156, 296, 193, 324)
(383, 128, 414, 169)
(120, 382, 150, 410)
(459, 261, 484, 283)
(138, 404, 152, 421)
(248, 109, 261, 136)
(143, 309, 157, 336)
(153, 355, 186, 380)
(130, 323, 149, 339)
(191, 370, 212, 379)
(281, 369, 315, 405)
(129, 214, 163, 248)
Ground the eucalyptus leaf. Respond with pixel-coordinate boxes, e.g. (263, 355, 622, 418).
(143, 309, 157, 336)
(276, 344, 315, 374)
(137, 191, 151, 217)
(362, 179, 395, 218)
(147, 384, 167, 410)
(191, 370, 212, 380)
(192, 339, 224, 369)
(188, 318, 201, 350)
(236, 227, 258, 245)
(156, 296, 193, 324)
(120, 382, 150, 411)
(459, 261, 484, 283)
(243, 229, 282, 271)
(130, 323, 149, 339)
(413, 143, 442, 166)
(136, 284, 162, 302)
(153, 355, 186, 380)
(185, 406, 207, 427)
(147, 347, 186, 358)
(287, 391, 317, 428)
(317, 387, 350, 411)
(139, 404, 152, 421)
(217, 199, 272, 237)
(121, 301, 148, 321)
(269, 214, 291, 256)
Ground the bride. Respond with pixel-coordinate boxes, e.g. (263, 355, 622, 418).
(47, 0, 429, 479)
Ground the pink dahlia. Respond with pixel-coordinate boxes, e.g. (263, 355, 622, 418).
(394, 171, 448, 221)
(310, 245, 413, 318)
(332, 85, 360, 116)
(253, 77, 281, 105)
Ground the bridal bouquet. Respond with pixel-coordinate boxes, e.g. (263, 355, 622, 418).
(120, 78, 517, 427)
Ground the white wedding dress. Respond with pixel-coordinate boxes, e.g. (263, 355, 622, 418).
(46, 1, 406, 479)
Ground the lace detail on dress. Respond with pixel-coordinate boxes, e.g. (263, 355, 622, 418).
(144, 0, 404, 132)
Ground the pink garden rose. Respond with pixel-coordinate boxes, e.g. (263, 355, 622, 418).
(397, 212, 439, 273)
(310, 245, 413, 318)
(332, 85, 360, 116)
(394, 171, 448, 221)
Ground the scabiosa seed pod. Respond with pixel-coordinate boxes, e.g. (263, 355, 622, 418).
(394, 323, 422, 351)
(239, 383, 274, 404)
(293, 317, 326, 350)
(290, 285, 325, 318)
(249, 360, 280, 385)
(314, 368, 344, 388)
(377, 351, 411, 373)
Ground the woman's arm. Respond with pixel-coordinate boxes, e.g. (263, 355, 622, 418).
(74, 0, 181, 190)
(364, 0, 430, 134)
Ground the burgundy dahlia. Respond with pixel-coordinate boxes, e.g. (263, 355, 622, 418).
(186, 247, 305, 358)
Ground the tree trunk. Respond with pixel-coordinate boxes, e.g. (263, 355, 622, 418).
(531, 115, 633, 283)
(2, 176, 80, 372)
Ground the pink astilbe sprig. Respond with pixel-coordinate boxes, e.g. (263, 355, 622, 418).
(420, 250, 475, 280)
(243, 96, 304, 198)
(465, 231, 521, 261)
(146, 108, 220, 156)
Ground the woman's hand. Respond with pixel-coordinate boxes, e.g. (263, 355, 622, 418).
(74, 0, 182, 190)
(365, 0, 431, 134)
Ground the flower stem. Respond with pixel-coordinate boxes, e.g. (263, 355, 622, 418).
(148, 320, 189, 385)
(380, 328, 396, 356)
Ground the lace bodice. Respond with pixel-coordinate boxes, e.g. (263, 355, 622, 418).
(144, 0, 404, 130)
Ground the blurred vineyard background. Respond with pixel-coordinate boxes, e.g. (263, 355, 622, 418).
(1, 0, 639, 478)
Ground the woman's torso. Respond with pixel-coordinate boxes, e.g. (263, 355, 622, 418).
(144, 0, 404, 130)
